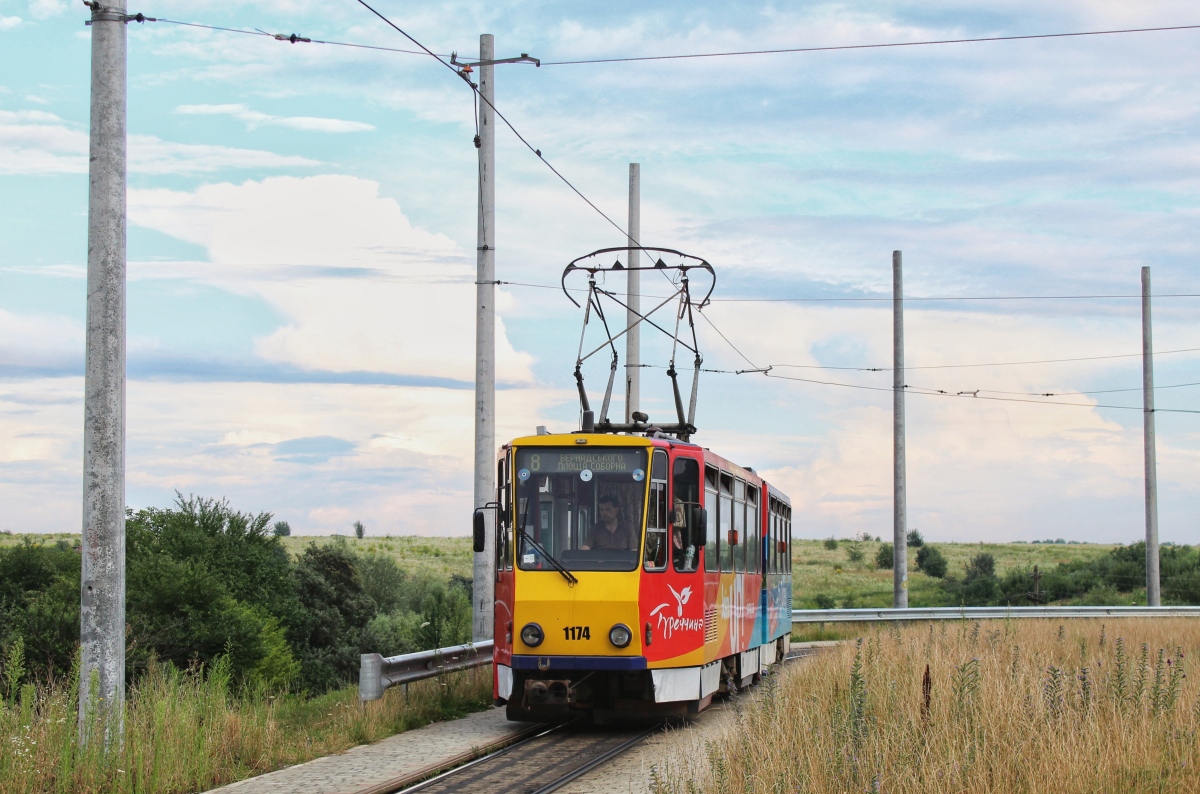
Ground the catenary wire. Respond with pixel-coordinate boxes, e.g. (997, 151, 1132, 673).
(541, 24, 1200, 66)
(154, 17, 448, 56)
(148, 9, 637, 248)
(351, 1, 642, 250)
(687, 314, 1199, 413)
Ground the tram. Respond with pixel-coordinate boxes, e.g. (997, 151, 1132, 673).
(472, 246, 793, 721)
(474, 429, 793, 721)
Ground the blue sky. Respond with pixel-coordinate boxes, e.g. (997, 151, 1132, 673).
(1, 0, 1197, 542)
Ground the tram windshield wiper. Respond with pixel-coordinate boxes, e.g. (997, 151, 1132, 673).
(516, 489, 578, 586)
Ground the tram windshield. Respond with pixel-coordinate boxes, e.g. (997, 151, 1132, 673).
(513, 446, 648, 573)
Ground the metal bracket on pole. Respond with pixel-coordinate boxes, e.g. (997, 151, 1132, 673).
(450, 52, 540, 68)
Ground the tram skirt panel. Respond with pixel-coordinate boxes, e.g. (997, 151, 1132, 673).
(651, 666, 703, 703)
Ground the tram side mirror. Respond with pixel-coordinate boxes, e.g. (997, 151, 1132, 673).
(692, 507, 708, 546)
(777, 540, 787, 554)
(472, 510, 487, 553)
(727, 529, 739, 547)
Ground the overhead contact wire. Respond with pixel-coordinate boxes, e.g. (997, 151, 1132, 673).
(541, 24, 1200, 66)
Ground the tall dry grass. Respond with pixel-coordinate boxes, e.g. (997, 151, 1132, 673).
(651, 619, 1200, 793)
(0, 657, 491, 794)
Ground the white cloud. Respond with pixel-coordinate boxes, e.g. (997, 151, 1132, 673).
(0, 15, 21, 29)
(0, 308, 83, 367)
(688, 300, 1199, 543)
(129, 174, 535, 384)
(0, 110, 322, 174)
(175, 103, 375, 133)
(27, 0, 64, 20)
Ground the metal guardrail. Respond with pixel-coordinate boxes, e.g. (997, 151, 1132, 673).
(360, 640, 494, 701)
(358, 607, 1200, 699)
(792, 606, 1200, 624)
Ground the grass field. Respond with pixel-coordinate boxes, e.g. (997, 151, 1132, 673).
(789, 538, 1116, 611)
(0, 532, 474, 581)
(652, 618, 1200, 794)
(278, 535, 473, 580)
(0, 660, 491, 794)
(2, 531, 1118, 603)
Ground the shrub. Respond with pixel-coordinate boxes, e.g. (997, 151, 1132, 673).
(813, 594, 836, 610)
(823, 537, 838, 550)
(965, 553, 996, 582)
(289, 540, 378, 693)
(875, 543, 893, 570)
(845, 543, 864, 564)
(906, 529, 924, 547)
(917, 545, 948, 578)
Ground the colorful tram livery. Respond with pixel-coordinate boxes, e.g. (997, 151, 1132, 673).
(482, 432, 793, 721)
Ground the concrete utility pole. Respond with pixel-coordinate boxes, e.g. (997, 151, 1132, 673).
(625, 163, 641, 422)
(1141, 266, 1160, 606)
(472, 33, 496, 642)
(80, 0, 127, 746)
(892, 251, 908, 608)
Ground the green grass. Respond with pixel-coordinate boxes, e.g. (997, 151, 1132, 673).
(278, 535, 473, 580)
(0, 532, 474, 581)
(788, 539, 1115, 610)
(4, 532, 1116, 605)
(0, 659, 491, 794)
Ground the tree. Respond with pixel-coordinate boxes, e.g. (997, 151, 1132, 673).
(289, 540, 377, 692)
(273, 520, 291, 537)
(353, 520, 365, 540)
(916, 544, 948, 578)
(965, 553, 996, 582)
(906, 529, 924, 547)
(875, 543, 894, 570)
(823, 537, 838, 550)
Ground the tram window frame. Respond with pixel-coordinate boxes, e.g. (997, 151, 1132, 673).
(704, 465, 719, 572)
(768, 501, 776, 575)
(719, 472, 733, 573)
(496, 455, 513, 572)
(747, 485, 760, 574)
(785, 507, 792, 573)
(732, 478, 746, 573)
(672, 456, 701, 573)
(644, 449, 670, 572)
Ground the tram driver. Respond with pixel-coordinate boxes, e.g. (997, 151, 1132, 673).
(581, 494, 637, 551)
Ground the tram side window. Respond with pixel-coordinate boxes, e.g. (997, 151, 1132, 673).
(719, 473, 733, 573)
(496, 456, 512, 571)
(768, 501, 776, 574)
(644, 450, 669, 572)
(704, 466, 719, 572)
(672, 456, 701, 572)
(747, 485, 760, 574)
(785, 508, 792, 573)
(732, 479, 746, 572)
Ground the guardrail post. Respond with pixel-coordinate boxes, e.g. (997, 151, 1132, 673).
(360, 653, 384, 702)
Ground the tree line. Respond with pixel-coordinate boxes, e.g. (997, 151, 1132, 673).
(0, 495, 471, 695)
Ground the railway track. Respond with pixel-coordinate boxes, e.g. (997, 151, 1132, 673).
(385, 647, 826, 794)
(393, 721, 658, 794)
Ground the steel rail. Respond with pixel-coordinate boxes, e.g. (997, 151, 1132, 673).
(392, 722, 568, 794)
(792, 605, 1200, 624)
(530, 725, 661, 794)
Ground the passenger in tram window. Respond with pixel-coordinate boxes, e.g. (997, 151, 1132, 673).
(671, 499, 698, 572)
(582, 494, 637, 551)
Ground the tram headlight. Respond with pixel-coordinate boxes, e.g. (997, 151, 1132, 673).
(609, 623, 632, 648)
(519, 623, 544, 648)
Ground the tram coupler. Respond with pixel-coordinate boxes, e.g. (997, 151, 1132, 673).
(524, 678, 573, 708)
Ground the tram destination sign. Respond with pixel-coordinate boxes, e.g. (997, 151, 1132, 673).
(522, 448, 645, 475)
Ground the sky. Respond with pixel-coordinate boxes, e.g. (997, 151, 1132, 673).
(0, 0, 1197, 543)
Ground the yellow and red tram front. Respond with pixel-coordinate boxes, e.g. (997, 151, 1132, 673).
(489, 432, 792, 721)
